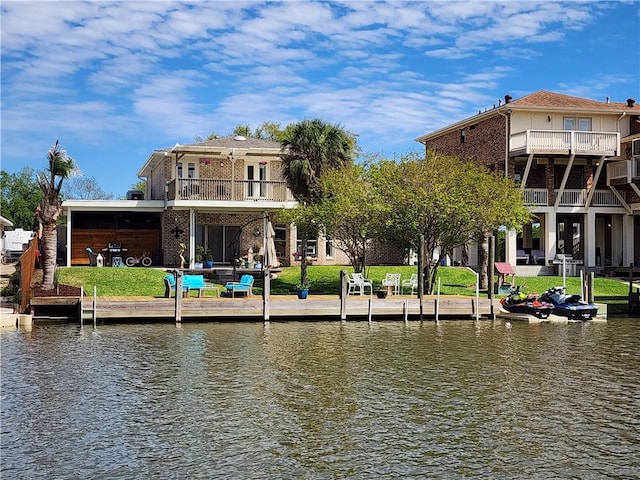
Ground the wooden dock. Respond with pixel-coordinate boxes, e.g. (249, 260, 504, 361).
(29, 294, 496, 323)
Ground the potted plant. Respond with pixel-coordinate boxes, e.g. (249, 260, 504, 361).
(296, 283, 309, 299)
(203, 249, 214, 268)
(375, 288, 388, 299)
(194, 245, 204, 269)
(253, 254, 263, 269)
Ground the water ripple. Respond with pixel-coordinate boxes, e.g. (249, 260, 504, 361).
(1, 319, 639, 479)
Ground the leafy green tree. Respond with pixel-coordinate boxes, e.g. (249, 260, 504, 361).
(195, 121, 289, 143)
(62, 176, 114, 200)
(0, 167, 42, 229)
(280, 119, 356, 287)
(317, 163, 382, 273)
(36, 141, 77, 290)
(194, 132, 220, 142)
(374, 151, 530, 294)
(130, 180, 147, 194)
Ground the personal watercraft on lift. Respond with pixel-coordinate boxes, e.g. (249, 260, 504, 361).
(500, 285, 555, 319)
(539, 286, 599, 321)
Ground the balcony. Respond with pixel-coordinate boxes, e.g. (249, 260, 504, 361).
(524, 188, 625, 207)
(167, 178, 295, 202)
(510, 130, 619, 157)
(607, 158, 638, 185)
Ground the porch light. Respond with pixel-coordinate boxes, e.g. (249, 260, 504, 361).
(253, 228, 261, 237)
(259, 161, 267, 165)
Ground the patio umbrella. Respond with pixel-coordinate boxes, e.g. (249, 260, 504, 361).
(266, 220, 280, 268)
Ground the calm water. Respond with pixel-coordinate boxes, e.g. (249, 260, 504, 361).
(1, 318, 639, 479)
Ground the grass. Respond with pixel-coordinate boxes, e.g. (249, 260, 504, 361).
(55, 265, 634, 301)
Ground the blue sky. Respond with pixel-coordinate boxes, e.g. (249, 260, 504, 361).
(1, 1, 638, 197)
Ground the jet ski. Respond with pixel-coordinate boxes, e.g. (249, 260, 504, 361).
(500, 285, 554, 319)
(539, 286, 599, 321)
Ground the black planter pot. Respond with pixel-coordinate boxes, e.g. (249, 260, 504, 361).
(375, 290, 388, 299)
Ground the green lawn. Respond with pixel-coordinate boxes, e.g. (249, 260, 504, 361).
(55, 265, 633, 300)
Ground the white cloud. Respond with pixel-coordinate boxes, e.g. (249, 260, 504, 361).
(1, 1, 637, 194)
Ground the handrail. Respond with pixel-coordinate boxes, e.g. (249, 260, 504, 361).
(167, 178, 293, 202)
(511, 130, 619, 156)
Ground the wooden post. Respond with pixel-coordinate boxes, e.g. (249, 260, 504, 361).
(340, 270, 347, 321)
(174, 270, 182, 323)
(93, 285, 97, 328)
(79, 286, 84, 328)
(418, 234, 424, 321)
(435, 277, 441, 324)
(488, 234, 495, 320)
(263, 270, 270, 322)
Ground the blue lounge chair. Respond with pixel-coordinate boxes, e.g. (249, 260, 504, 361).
(164, 274, 190, 298)
(183, 274, 219, 297)
(224, 274, 254, 297)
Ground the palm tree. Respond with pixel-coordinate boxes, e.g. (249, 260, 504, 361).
(36, 141, 76, 289)
(281, 119, 355, 287)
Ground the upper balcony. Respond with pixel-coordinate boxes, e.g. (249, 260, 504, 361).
(607, 158, 639, 185)
(167, 178, 295, 202)
(510, 130, 619, 157)
(523, 188, 625, 208)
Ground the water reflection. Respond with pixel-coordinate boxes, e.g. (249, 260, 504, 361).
(2, 319, 639, 479)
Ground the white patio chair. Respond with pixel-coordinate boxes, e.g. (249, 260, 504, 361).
(381, 273, 401, 295)
(401, 273, 418, 295)
(347, 273, 360, 295)
(350, 273, 373, 296)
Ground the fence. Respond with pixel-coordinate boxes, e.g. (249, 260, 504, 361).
(19, 236, 38, 314)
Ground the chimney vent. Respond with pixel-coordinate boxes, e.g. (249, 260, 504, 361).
(504, 95, 512, 104)
(627, 98, 636, 108)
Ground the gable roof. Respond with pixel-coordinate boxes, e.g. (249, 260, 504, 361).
(508, 90, 637, 112)
(416, 90, 638, 144)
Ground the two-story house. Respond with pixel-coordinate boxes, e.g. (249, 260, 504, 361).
(62, 135, 353, 268)
(416, 90, 640, 273)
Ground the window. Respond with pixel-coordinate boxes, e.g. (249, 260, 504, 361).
(246, 162, 267, 198)
(274, 225, 287, 259)
(296, 239, 317, 257)
(177, 161, 197, 179)
(563, 117, 591, 131)
(325, 236, 334, 258)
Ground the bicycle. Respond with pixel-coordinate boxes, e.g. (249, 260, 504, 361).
(125, 251, 152, 267)
(1, 250, 14, 265)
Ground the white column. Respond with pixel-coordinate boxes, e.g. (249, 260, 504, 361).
(506, 229, 518, 266)
(622, 214, 634, 266)
(189, 209, 196, 269)
(66, 211, 72, 267)
(546, 210, 557, 263)
(611, 214, 624, 266)
(585, 210, 596, 267)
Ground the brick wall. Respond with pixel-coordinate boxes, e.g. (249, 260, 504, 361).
(426, 114, 507, 173)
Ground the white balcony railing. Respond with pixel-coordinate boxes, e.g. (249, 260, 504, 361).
(592, 189, 625, 206)
(607, 158, 638, 184)
(168, 178, 295, 202)
(555, 189, 585, 206)
(511, 130, 619, 156)
(523, 188, 548, 206)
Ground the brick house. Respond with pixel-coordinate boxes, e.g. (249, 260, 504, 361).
(62, 135, 364, 268)
(416, 90, 640, 273)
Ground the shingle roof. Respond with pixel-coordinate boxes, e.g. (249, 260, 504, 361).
(416, 90, 638, 143)
(509, 90, 637, 112)
(167, 136, 282, 150)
